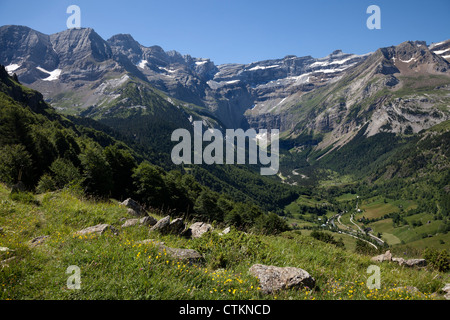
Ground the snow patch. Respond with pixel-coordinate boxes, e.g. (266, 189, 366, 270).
(316, 67, 346, 74)
(310, 55, 356, 68)
(159, 66, 177, 73)
(277, 97, 287, 106)
(36, 66, 62, 81)
(137, 60, 148, 69)
(247, 65, 279, 71)
(225, 80, 240, 85)
(5, 64, 20, 73)
(432, 48, 450, 55)
(429, 40, 447, 49)
(399, 57, 416, 63)
(195, 60, 208, 66)
(288, 73, 311, 84)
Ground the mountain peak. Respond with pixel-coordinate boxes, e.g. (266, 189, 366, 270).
(50, 27, 112, 66)
(108, 33, 136, 42)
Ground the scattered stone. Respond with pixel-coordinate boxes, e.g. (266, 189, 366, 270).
(127, 208, 142, 217)
(29, 235, 50, 247)
(121, 219, 139, 228)
(404, 259, 426, 268)
(0, 247, 15, 268)
(167, 218, 186, 235)
(136, 239, 204, 265)
(164, 247, 204, 265)
(442, 283, 450, 300)
(1, 256, 16, 267)
(149, 216, 171, 233)
(392, 257, 426, 268)
(75, 224, 118, 236)
(249, 264, 315, 294)
(120, 198, 147, 217)
(371, 250, 392, 263)
(136, 239, 165, 246)
(121, 216, 158, 228)
(149, 216, 186, 235)
(140, 216, 157, 227)
(190, 222, 213, 239)
(392, 257, 405, 265)
(219, 227, 231, 236)
(180, 227, 192, 238)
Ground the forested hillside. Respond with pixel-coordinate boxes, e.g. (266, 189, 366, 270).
(0, 65, 289, 234)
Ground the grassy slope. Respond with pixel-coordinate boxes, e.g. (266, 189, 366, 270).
(0, 184, 447, 300)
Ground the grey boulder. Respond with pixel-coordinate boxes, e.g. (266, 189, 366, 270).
(249, 264, 315, 294)
(189, 222, 213, 239)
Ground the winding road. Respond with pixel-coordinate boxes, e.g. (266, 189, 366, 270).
(325, 197, 384, 250)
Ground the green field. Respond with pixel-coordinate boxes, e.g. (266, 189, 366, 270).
(336, 193, 359, 202)
(358, 198, 417, 220)
(349, 197, 446, 250)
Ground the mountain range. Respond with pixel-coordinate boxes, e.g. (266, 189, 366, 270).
(1, 25, 449, 153)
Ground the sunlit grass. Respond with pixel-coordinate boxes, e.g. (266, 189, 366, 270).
(0, 184, 448, 300)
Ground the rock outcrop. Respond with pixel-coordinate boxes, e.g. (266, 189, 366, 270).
(75, 224, 118, 236)
(371, 250, 392, 263)
(121, 218, 140, 228)
(167, 218, 186, 235)
(120, 198, 147, 217)
(189, 222, 213, 239)
(442, 283, 450, 300)
(149, 216, 187, 235)
(249, 264, 315, 294)
(219, 227, 231, 236)
(137, 239, 204, 265)
(29, 235, 50, 247)
(0, 247, 15, 268)
(140, 216, 157, 227)
(392, 257, 427, 268)
(149, 216, 170, 233)
(120, 216, 158, 228)
(372, 251, 427, 268)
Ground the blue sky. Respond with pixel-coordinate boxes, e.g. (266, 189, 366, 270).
(0, 0, 449, 65)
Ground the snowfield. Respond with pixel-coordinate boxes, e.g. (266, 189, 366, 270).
(5, 64, 20, 74)
(36, 67, 62, 81)
(137, 60, 148, 69)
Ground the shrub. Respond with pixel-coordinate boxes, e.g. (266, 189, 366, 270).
(36, 174, 56, 193)
(253, 212, 290, 235)
(354, 239, 377, 256)
(49, 158, 82, 189)
(423, 248, 449, 272)
(9, 191, 37, 205)
(311, 230, 345, 248)
(190, 230, 268, 269)
(0, 144, 33, 186)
